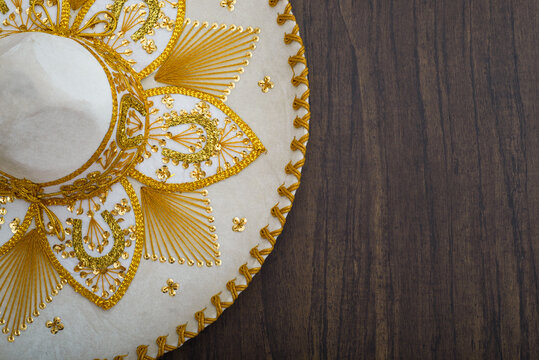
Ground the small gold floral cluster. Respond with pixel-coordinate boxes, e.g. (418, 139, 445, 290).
(220, 0, 236, 11)
(0, 195, 13, 231)
(162, 278, 179, 296)
(45, 317, 64, 335)
(258, 76, 274, 93)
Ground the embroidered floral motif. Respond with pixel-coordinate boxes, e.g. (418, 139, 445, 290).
(258, 76, 274, 93)
(45, 317, 64, 335)
(161, 278, 179, 296)
(0, 0, 264, 342)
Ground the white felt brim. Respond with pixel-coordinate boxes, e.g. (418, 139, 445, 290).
(0, 1, 309, 359)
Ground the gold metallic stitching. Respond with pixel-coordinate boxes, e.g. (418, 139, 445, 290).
(0, 204, 35, 256)
(153, 19, 260, 101)
(72, 211, 125, 270)
(109, 0, 160, 41)
(41, 178, 144, 310)
(0, 227, 64, 342)
(129, 86, 265, 193)
(137, 0, 186, 79)
(117, 94, 146, 150)
(0, 0, 8, 14)
(161, 111, 220, 165)
(133, 2, 310, 358)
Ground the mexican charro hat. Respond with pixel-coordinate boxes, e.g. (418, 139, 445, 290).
(0, 0, 309, 358)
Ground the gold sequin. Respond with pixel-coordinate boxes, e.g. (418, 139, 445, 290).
(258, 76, 274, 93)
(9, 218, 20, 234)
(161, 94, 174, 109)
(109, 0, 160, 41)
(232, 217, 247, 232)
(117, 94, 146, 150)
(72, 211, 125, 270)
(45, 317, 64, 334)
(141, 36, 157, 54)
(155, 165, 173, 181)
(161, 279, 179, 296)
(220, 0, 236, 11)
(0, 0, 8, 14)
(161, 102, 220, 166)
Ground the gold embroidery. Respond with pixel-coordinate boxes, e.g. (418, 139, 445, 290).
(154, 19, 260, 101)
(27, 0, 117, 37)
(160, 104, 220, 167)
(72, 211, 125, 270)
(258, 76, 274, 93)
(140, 36, 157, 54)
(0, 0, 8, 14)
(155, 165, 173, 182)
(0, 196, 13, 231)
(232, 217, 246, 232)
(9, 218, 19, 233)
(109, 0, 160, 41)
(103, 2, 145, 63)
(0, 0, 279, 348)
(220, 0, 235, 11)
(133, 3, 310, 358)
(140, 187, 220, 267)
(161, 278, 179, 296)
(214, 117, 255, 173)
(161, 94, 174, 108)
(130, 87, 265, 193)
(117, 94, 146, 150)
(42, 178, 144, 310)
(69, 0, 89, 10)
(45, 317, 64, 334)
(137, 0, 186, 79)
(0, 179, 65, 240)
(0, 204, 34, 256)
(0, 0, 37, 37)
(63, 194, 134, 299)
(0, 229, 64, 342)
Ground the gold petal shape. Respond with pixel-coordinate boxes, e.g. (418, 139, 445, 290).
(42, 179, 143, 309)
(0, 226, 64, 342)
(140, 186, 220, 267)
(154, 19, 260, 101)
(130, 86, 265, 192)
(99, 0, 187, 77)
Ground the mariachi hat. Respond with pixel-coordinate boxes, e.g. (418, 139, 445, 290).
(0, 0, 309, 358)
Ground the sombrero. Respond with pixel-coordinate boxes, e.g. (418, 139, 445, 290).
(0, 0, 309, 358)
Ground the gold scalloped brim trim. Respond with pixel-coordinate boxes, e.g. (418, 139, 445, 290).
(100, 0, 309, 357)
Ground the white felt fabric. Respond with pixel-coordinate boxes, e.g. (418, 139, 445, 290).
(0, 32, 112, 183)
(0, 1, 308, 359)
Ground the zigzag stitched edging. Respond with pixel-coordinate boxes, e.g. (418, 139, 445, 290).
(133, 1, 310, 358)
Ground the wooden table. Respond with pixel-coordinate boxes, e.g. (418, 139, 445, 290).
(164, 0, 538, 358)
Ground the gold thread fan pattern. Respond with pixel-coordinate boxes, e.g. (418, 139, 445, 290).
(0, 0, 272, 346)
(133, 3, 311, 358)
(0, 229, 64, 342)
(140, 187, 220, 267)
(154, 19, 260, 101)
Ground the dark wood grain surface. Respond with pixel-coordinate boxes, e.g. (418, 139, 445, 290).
(164, 0, 538, 358)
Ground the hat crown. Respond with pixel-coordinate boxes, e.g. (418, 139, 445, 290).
(0, 32, 112, 183)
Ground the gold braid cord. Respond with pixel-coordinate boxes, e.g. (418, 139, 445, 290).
(133, 1, 310, 359)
